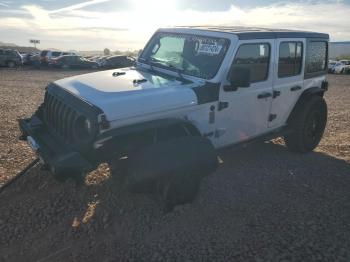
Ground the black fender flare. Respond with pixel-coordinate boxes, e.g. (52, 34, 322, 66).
(94, 118, 203, 160)
(287, 86, 326, 124)
(97, 118, 201, 141)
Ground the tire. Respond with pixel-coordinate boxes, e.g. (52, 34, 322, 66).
(161, 172, 201, 212)
(53, 170, 84, 185)
(108, 157, 129, 184)
(284, 96, 327, 153)
(7, 61, 16, 68)
(125, 136, 218, 209)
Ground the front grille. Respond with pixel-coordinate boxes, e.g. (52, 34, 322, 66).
(43, 91, 77, 141)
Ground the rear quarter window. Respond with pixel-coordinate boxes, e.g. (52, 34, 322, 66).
(306, 41, 327, 73)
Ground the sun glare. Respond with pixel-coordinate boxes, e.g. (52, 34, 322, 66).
(129, 0, 177, 31)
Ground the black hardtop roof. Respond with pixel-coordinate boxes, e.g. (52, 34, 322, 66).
(171, 26, 329, 40)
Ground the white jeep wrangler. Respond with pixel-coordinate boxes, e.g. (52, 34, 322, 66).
(20, 27, 329, 209)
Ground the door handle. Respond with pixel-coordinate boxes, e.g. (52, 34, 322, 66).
(257, 92, 272, 99)
(290, 85, 302, 91)
(273, 90, 281, 98)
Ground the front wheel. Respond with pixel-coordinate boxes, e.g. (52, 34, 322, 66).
(52, 170, 84, 185)
(108, 157, 129, 185)
(161, 173, 201, 212)
(284, 96, 327, 153)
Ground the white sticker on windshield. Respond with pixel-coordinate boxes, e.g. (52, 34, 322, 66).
(197, 43, 223, 55)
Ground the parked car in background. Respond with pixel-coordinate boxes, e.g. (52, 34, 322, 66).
(50, 51, 63, 62)
(328, 60, 337, 73)
(343, 66, 350, 74)
(20, 52, 39, 65)
(333, 60, 350, 74)
(0, 48, 22, 68)
(49, 55, 98, 69)
(92, 55, 110, 67)
(103, 55, 135, 68)
(39, 50, 49, 64)
(20, 52, 27, 63)
(40, 50, 77, 64)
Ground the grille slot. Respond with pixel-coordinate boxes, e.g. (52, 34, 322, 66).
(43, 92, 78, 142)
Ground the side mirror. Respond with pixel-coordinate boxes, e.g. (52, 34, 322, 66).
(225, 67, 250, 91)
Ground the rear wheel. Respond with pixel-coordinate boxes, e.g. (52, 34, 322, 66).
(284, 96, 327, 153)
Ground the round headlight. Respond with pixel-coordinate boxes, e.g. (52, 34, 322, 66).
(74, 115, 93, 140)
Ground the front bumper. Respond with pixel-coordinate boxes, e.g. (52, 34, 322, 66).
(19, 116, 93, 175)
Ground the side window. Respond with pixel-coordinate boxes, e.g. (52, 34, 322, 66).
(306, 41, 327, 73)
(0, 49, 3, 55)
(231, 43, 270, 83)
(278, 42, 303, 77)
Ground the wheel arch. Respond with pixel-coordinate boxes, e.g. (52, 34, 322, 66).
(95, 118, 202, 160)
(287, 87, 326, 125)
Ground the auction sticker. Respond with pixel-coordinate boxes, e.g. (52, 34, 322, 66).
(197, 43, 223, 55)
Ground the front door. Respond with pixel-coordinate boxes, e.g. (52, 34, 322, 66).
(216, 40, 275, 148)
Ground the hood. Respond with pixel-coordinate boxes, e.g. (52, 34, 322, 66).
(54, 68, 200, 121)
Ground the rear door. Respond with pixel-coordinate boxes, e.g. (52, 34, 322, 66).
(216, 39, 275, 147)
(269, 38, 305, 128)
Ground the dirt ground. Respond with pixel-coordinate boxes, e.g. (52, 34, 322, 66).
(0, 68, 349, 261)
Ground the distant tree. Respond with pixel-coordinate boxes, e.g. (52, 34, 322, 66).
(103, 48, 110, 55)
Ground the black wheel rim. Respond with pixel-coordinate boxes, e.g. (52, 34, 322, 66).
(305, 111, 322, 143)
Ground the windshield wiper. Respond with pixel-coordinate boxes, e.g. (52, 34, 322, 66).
(165, 64, 186, 80)
(142, 57, 186, 80)
(141, 57, 162, 72)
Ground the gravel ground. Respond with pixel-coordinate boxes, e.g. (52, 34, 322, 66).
(0, 68, 349, 262)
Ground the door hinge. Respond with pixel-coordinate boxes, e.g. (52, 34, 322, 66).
(269, 114, 277, 122)
(218, 101, 229, 111)
(273, 90, 281, 98)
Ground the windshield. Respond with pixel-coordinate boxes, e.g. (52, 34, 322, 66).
(139, 32, 230, 79)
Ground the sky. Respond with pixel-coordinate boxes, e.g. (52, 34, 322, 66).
(0, 0, 350, 51)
